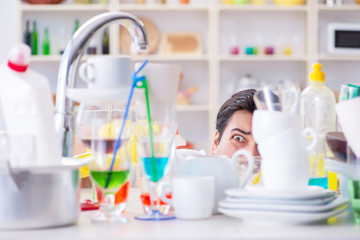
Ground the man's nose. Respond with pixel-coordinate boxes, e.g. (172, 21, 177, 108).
(249, 143, 260, 157)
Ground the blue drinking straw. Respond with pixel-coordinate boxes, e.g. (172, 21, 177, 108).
(104, 60, 149, 189)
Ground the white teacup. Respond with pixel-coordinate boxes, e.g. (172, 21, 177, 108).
(336, 97, 360, 157)
(259, 128, 316, 191)
(252, 110, 301, 144)
(177, 149, 254, 213)
(162, 176, 215, 220)
(79, 56, 132, 89)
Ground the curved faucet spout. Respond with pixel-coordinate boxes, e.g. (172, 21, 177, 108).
(54, 12, 149, 157)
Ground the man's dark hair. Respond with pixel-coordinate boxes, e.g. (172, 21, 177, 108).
(216, 89, 257, 143)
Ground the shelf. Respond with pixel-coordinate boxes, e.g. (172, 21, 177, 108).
(118, 4, 209, 11)
(317, 5, 360, 11)
(132, 55, 209, 62)
(29, 55, 95, 63)
(29, 55, 209, 63)
(317, 54, 360, 61)
(176, 104, 210, 112)
(219, 55, 307, 62)
(20, 4, 109, 12)
(219, 5, 308, 12)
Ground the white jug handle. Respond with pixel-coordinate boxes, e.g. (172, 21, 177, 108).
(159, 183, 172, 205)
(78, 62, 95, 84)
(232, 149, 254, 189)
(302, 127, 317, 152)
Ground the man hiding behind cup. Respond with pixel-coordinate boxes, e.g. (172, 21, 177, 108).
(212, 89, 260, 158)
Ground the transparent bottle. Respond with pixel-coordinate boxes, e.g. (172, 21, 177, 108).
(300, 63, 336, 189)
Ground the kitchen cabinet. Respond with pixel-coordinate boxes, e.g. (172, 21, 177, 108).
(16, 0, 360, 152)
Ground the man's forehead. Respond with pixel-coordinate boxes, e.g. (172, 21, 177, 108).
(225, 110, 252, 133)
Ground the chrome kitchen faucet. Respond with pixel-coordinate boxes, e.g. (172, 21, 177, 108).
(54, 12, 149, 157)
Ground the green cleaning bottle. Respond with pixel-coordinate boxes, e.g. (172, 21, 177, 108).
(43, 28, 50, 55)
(300, 63, 336, 189)
(73, 19, 80, 36)
(31, 21, 38, 55)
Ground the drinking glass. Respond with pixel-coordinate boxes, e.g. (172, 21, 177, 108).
(134, 121, 177, 220)
(76, 104, 133, 223)
(135, 161, 173, 215)
(339, 84, 360, 102)
(254, 81, 300, 114)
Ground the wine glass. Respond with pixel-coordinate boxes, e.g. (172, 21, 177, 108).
(134, 120, 177, 221)
(76, 103, 133, 223)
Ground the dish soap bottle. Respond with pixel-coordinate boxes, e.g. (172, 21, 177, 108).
(0, 44, 62, 167)
(300, 63, 336, 189)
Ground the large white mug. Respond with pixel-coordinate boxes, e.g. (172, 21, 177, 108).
(79, 56, 132, 89)
(162, 176, 215, 220)
(252, 110, 301, 144)
(259, 128, 316, 191)
(177, 149, 254, 213)
(134, 62, 181, 122)
(336, 97, 360, 157)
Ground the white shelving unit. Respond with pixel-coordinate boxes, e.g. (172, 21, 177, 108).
(16, 0, 360, 152)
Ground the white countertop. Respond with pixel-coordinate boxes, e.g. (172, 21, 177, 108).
(0, 188, 359, 240)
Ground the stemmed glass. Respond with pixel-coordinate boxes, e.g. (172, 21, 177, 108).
(134, 120, 177, 220)
(76, 104, 133, 223)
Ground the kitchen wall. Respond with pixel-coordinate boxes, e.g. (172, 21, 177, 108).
(0, 1, 17, 63)
(0, 1, 17, 131)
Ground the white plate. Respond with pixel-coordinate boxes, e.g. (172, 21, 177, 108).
(225, 186, 337, 201)
(67, 88, 143, 105)
(225, 195, 336, 206)
(218, 205, 349, 225)
(219, 197, 349, 213)
(10, 157, 89, 174)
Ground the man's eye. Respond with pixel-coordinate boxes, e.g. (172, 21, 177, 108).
(232, 135, 245, 142)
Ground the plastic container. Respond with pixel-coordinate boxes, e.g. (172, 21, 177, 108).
(0, 44, 61, 167)
(300, 63, 336, 189)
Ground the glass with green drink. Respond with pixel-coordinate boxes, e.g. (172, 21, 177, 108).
(86, 108, 133, 223)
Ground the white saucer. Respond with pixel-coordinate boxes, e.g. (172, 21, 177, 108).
(225, 186, 337, 201)
(67, 88, 143, 105)
(10, 157, 89, 174)
(218, 203, 349, 225)
(219, 197, 349, 213)
(225, 195, 336, 206)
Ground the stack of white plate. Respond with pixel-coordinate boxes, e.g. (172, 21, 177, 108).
(218, 186, 349, 225)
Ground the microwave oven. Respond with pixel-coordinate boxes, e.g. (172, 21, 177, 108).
(327, 23, 360, 54)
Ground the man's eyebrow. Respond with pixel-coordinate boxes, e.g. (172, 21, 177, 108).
(231, 128, 251, 135)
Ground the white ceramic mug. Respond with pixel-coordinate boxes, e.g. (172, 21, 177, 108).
(252, 110, 301, 145)
(176, 149, 254, 213)
(162, 176, 215, 220)
(258, 128, 316, 191)
(336, 97, 360, 157)
(79, 56, 132, 89)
